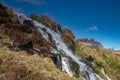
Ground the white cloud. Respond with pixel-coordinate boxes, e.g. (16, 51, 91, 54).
(13, 8, 23, 13)
(17, 0, 46, 5)
(86, 26, 98, 31)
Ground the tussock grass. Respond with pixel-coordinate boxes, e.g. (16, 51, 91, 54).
(0, 47, 83, 80)
(75, 42, 120, 80)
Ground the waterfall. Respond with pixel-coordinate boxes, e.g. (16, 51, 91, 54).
(16, 13, 111, 80)
(101, 68, 111, 80)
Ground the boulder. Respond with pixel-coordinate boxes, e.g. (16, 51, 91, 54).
(23, 20, 33, 26)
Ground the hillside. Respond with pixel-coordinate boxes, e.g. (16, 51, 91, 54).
(0, 3, 82, 80)
(0, 3, 120, 80)
(0, 47, 83, 80)
(75, 41, 120, 80)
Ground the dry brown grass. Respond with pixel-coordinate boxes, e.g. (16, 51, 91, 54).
(0, 47, 83, 80)
(75, 41, 120, 80)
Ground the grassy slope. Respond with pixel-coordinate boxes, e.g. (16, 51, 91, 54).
(0, 47, 83, 80)
(75, 41, 120, 80)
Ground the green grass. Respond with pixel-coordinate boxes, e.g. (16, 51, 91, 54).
(74, 42, 120, 80)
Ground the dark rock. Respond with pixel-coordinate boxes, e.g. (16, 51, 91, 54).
(69, 57, 80, 78)
(0, 36, 3, 47)
(57, 24, 62, 31)
(81, 71, 90, 80)
(23, 20, 33, 26)
(0, 3, 7, 9)
(47, 33, 53, 42)
(0, 3, 18, 24)
(68, 46, 75, 53)
(42, 27, 47, 32)
(13, 38, 33, 50)
(51, 53, 62, 70)
(86, 56, 94, 62)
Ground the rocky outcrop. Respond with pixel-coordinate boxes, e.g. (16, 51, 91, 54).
(51, 53, 62, 70)
(78, 38, 103, 48)
(30, 14, 62, 33)
(0, 4, 53, 56)
(51, 53, 80, 78)
(61, 28, 75, 53)
(0, 3, 18, 24)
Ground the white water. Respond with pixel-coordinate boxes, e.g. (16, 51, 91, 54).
(17, 13, 111, 80)
(62, 57, 73, 77)
(101, 68, 112, 80)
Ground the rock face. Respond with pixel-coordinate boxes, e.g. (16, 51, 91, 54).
(0, 3, 18, 24)
(78, 38, 103, 48)
(13, 38, 33, 50)
(51, 53, 62, 70)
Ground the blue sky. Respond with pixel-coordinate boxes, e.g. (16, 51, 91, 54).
(1, 0, 120, 50)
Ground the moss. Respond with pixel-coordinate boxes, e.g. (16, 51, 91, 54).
(69, 59, 80, 78)
(92, 67, 107, 80)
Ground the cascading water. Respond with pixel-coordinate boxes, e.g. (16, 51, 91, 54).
(17, 13, 111, 80)
(101, 68, 111, 80)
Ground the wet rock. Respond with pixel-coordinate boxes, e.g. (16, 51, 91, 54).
(51, 53, 62, 70)
(81, 71, 90, 80)
(69, 58, 80, 78)
(23, 20, 33, 26)
(47, 33, 53, 42)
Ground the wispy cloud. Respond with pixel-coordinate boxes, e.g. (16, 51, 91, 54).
(13, 8, 23, 13)
(0, 1, 23, 13)
(86, 26, 98, 31)
(17, 0, 46, 5)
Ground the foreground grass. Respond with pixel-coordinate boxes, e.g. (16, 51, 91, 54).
(0, 47, 82, 80)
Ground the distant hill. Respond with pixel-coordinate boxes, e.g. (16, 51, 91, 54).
(78, 38, 103, 48)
